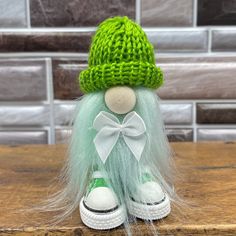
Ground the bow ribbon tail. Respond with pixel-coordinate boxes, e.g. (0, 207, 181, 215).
(123, 135, 146, 162)
(93, 128, 120, 163)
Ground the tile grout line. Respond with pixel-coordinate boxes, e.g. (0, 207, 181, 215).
(166, 125, 236, 128)
(193, 101, 197, 142)
(0, 53, 88, 58)
(54, 99, 236, 104)
(0, 28, 97, 32)
(0, 101, 50, 106)
(26, 0, 31, 28)
(193, 0, 198, 27)
(46, 58, 55, 144)
(1, 26, 236, 32)
(0, 126, 50, 131)
(55, 123, 236, 129)
(45, 126, 51, 145)
(195, 124, 236, 128)
(2, 52, 236, 58)
(208, 28, 212, 53)
(160, 99, 236, 103)
(135, 0, 141, 24)
(0, 99, 235, 107)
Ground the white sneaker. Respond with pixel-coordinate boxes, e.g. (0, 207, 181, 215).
(128, 173, 171, 220)
(80, 171, 125, 230)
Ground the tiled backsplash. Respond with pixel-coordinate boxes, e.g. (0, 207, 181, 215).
(0, 0, 236, 145)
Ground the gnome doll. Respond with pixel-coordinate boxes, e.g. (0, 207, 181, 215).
(50, 16, 175, 231)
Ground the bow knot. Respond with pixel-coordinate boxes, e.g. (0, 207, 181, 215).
(93, 111, 147, 163)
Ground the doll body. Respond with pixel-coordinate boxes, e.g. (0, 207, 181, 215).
(48, 17, 175, 233)
(79, 86, 171, 229)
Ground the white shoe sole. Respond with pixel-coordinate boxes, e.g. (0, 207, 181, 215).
(80, 197, 126, 230)
(128, 194, 171, 220)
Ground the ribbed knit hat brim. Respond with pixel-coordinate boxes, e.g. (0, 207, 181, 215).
(79, 61, 163, 93)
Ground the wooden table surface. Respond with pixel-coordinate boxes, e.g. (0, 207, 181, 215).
(0, 142, 235, 236)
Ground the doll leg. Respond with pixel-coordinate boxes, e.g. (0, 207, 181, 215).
(80, 171, 125, 230)
(128, 169, 171, 220)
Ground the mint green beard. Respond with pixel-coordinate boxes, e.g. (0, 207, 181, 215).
(46, 87, 176, 228)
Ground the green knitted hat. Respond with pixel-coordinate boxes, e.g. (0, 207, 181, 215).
(79, 16, 163, 93)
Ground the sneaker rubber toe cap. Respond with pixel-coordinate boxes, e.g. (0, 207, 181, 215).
(136, 181, 165, 204)
(85, 187, 118, 211)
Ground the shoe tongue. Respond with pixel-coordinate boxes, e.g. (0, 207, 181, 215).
(92, 170, 104, 179)
(87, 177, 109, 195)
(141, 173, 153, 183)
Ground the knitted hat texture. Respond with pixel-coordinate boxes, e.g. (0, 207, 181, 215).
(79, 16, 163, 93)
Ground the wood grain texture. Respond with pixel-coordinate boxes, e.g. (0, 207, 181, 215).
(0, 142, 235, 235)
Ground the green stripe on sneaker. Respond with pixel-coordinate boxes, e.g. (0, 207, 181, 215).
(88, 178, 109, 193)
(141, 173, 153, 183)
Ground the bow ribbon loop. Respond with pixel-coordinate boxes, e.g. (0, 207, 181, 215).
(93, 111, 147, 163)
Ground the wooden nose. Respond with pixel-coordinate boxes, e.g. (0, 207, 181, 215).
(104, 86, 136, 114)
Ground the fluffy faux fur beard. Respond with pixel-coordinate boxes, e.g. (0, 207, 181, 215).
(42, 87, 177, 234)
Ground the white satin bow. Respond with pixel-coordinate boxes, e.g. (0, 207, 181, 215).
(93, 111, 147, 164)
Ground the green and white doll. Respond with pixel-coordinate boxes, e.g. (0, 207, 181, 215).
(49, 16, 176, 231)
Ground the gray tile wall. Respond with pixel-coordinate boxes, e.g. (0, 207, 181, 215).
(0, 0, 235, 144)
(0, 60, 47, 101)
(0, 130, 48, 145)
(146, 30, 208, 53)
(157, 57, 236, 99)
(30, 0, 136, 27)
(141, 0, 193, 27)
(0, 0, 27, 28)
(212, 30, 236, 52)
